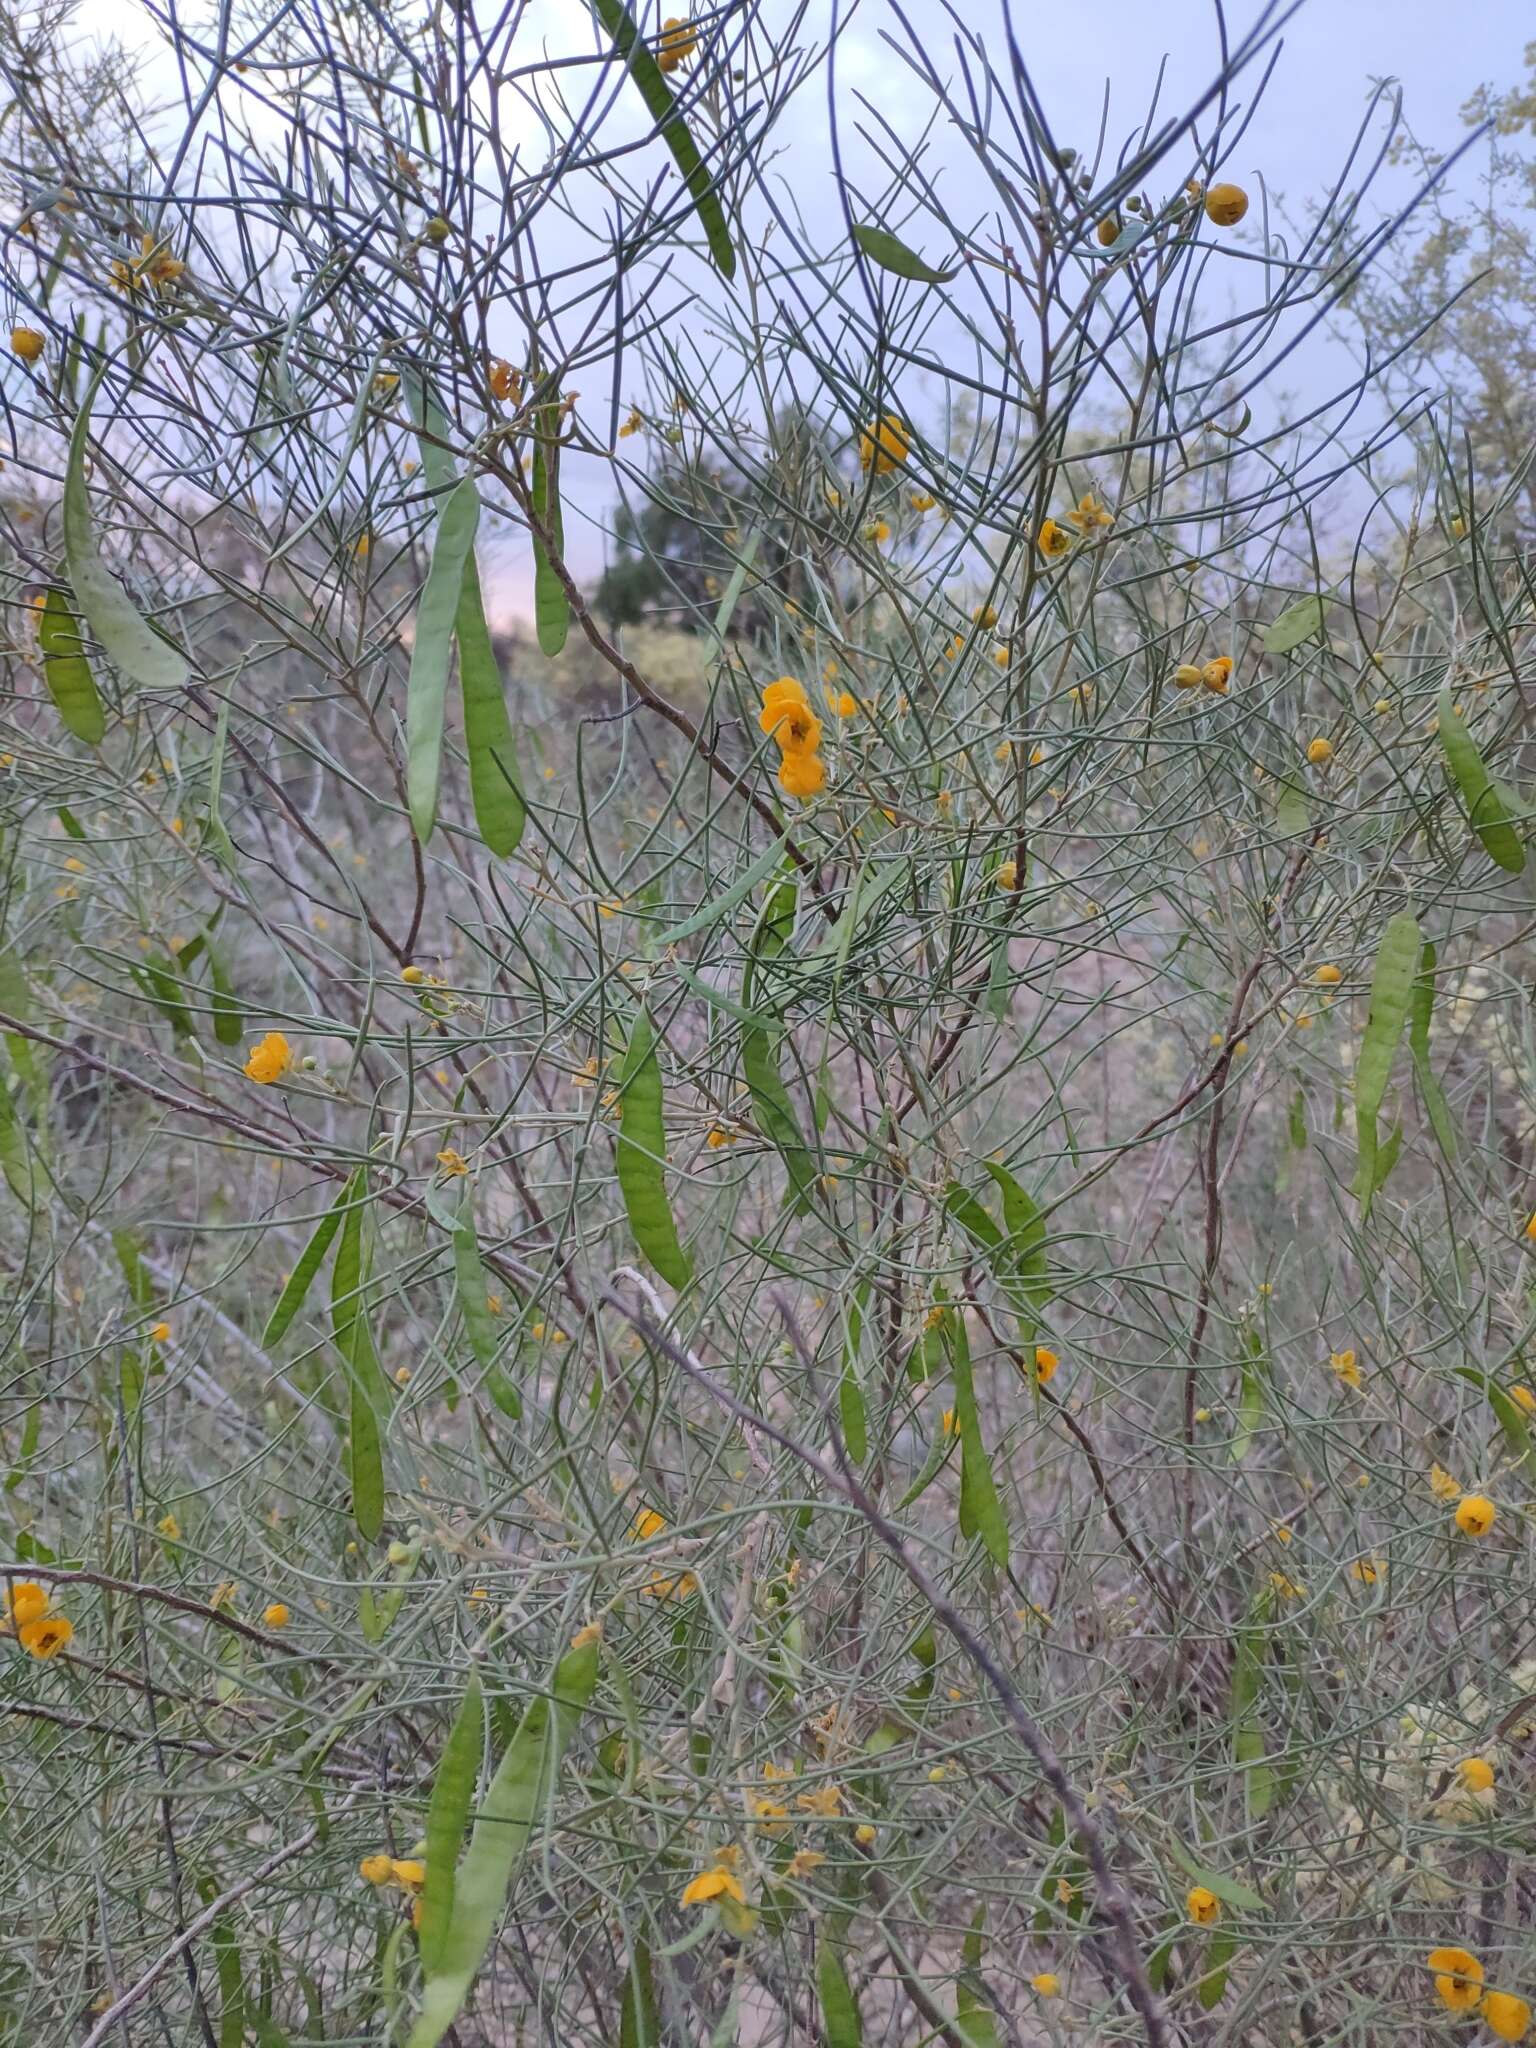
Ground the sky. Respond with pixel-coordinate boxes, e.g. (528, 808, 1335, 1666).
(71, 0, 1536, 598)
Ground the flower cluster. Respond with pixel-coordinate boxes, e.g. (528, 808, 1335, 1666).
(1172, 655, 1234, 694)
(759, 677, 825, 800)
(3, 1579, 73, 1659)
(656, 16, 697, 73)
(1428, 1948, 1530, 2039)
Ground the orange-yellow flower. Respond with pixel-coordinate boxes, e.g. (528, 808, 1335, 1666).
(19, 1614, 72, 1658)
(1510, 1384, 1536, 1415)
(150, 1320, 171, 1343)
(1314, 964, 1342, 985)
(656, 16, 698, 72)
(1036, 519, 1072, 559)
(778, 750, 826, 799)
(1455, 1494, 1496, 1538)
(1457, 1755, 1495, 1795)
(488, 358, 521, 402)
(1031, 1972, 1061, 1997)
(1306, 737, 1333, 766)
(359, 1854, 395, 1885)
(262, 1602, 290, 1629)
(1482, 1990, 1533, 2042)
(1186, 1885, 1220, 1926)
(5, 1581, 49, 1628)
(244, 1031, 293, 1085)
(10, 326, 44, 363)
(758, 676, 807, 730)
(858, 413, 909, 474)
(1427, 1947, 1483, 2013)
(771, 702, 823, 756)
(436, 1147, 469, 1177)
(681, 1862, 745, 1907)
(1204, 183, 1249, 228)
(1034, 1346, 1059, 1385)
(1202, 657, 1233, 693)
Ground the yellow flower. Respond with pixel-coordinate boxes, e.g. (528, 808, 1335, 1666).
(778, 750, 826, 799)
(1268, 1571, 1305, 1601)
(1034, 1346, 1059, 1385)
(940, 1408, 959, 1437)
(10, 326, 45, 363)
(1429, 1462, 1461, 1501)
(681, 1863, 745, 1907)
(1510, 1385, 1536, 1416)
(1067, 491, 1114, 530)
(972, 604, 999, 629)
(1031, 1972, 1061, 1998)
(1186, 1885, 1221, 1926)
(1202, 657, 1233, 694)
(858, 413, 909, 474)
(632, 1506, 667, 1542)
(862, 518, 892, 545)
(1349, 1558, 1382, 1585)
(401, 964, 426, 985)
(244, 1031, 294, 1085)
(996, 860, 1018, 890)
(1329, 1348, 1362, 1390)
(262, 1602, 291, 1629)
(150, 1321, 171, 1344)
(909, 491, 936, 511)
(210, 1581, 237, 1611)
(1525, 1209, 1536, 1242)
(1173, 664, 1204, 688)
(5, 1581, 49, 1628)
(1482, 1991, 1532, 2042)
(758, 676, 807, 732)
(488, 359, 521, 402)
(1457, 1755, 1495, 1795)
(19, 1614, 72, 1658)
(1455, 1494, 1496, 1538)
(1305, 737, 1333, 766)
(1314, 964, 1342, 985)
(854, 1823, 876, 1846)
(656, 16, 698, 73)
(769, 701, 822, 756)
(1427, 1947, 1483, 2013)
(749, 1795, 790, 1832)
(706, 1127, 736, 1148)
(158, 1513, 181, 1541)
(1036, 519, 1072, 559)
(795, 1783, 843, 1817)
(1204, 183, 1249, 228)
(391, 1858, 426, 1891)
(436, 1147, 469, 1176)
(827, 690, 857, 718)
(785, 1850, 826, 1880)
(359, 1854, 395, 1885)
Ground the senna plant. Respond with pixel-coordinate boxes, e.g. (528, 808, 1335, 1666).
(3, 1, 1536, 2044)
